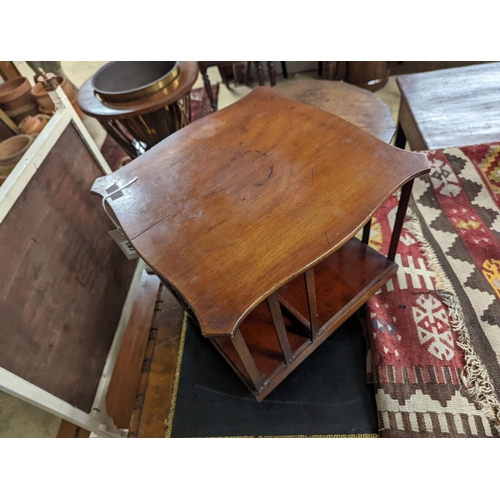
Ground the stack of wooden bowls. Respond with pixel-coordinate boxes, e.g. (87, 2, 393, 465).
(0, 77, 38, 125)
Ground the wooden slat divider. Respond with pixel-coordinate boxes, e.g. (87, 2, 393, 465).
(304, 269, 319, 339)
(231, 329, 265, 392)
(267, 292, 294, 364)
(278, 294, 311, 330)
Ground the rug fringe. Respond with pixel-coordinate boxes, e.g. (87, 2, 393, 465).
(405, 209, 500, 431)
(164, 311, 189, 438)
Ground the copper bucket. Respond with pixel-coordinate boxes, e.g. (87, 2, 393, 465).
(92, 61, 181, 104)
(81, 61, 194, 158)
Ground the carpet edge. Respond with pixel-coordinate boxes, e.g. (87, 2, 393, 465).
(406, 204, 500, 431)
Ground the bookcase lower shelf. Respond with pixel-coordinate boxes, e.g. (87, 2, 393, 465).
(210, 237, 398, 401)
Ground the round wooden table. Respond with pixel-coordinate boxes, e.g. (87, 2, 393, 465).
(77, 61, 199, 157)
(274, 80, 396, 144)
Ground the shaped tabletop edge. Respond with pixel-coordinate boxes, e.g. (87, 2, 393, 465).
(90, 87, 431, 338)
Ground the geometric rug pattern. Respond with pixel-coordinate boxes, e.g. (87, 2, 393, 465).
(366, 143, 500, 437)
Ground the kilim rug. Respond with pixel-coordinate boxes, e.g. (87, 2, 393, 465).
(366, 143, 500, 437)
(100, 84, 219, 170)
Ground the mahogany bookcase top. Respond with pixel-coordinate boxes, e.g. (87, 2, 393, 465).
(91, 87, 429, 337)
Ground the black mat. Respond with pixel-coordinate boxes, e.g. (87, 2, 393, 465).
(168, 315, 379, 437)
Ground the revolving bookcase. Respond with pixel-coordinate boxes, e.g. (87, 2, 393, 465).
(91, 87, 430, 401)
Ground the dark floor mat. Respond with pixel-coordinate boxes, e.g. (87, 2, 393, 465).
(168, 314, 379, 437)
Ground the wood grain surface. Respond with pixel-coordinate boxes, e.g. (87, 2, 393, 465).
(274, 80, 395, 143)
(0, 125, 136, 411)
(128, 287, 184, 438)
(105, 271, 160, 429)
(91, 87, 429, 338)
(397, 62, 500, 150)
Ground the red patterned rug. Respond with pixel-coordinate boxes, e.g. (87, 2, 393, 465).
(366, 143, 500, 437)
(100, 84, 219, 171)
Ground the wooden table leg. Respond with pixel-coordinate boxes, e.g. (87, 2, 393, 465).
(327, 62, 337, 80)
(395, 123, 407, 149)
(199, 63, 217, 112)
(255, 62, 265, 86)
(362, 219, 372, 244)
(267, 62, 277, 87)
(219, 65, 231, 90)
(245, 62, 252, 86)
(281, 62, 288, 79)
(388, 180, 414, 261)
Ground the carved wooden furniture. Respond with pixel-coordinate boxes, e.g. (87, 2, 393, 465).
(198, 61, 243, 112)
(0, 73, 141, 436)
(77, 61, 198, 158)
(274, 80, 396, 144)
(91, 87, 429, 401)
(395, 62, 500, 150)
(317, 62, 388, 91)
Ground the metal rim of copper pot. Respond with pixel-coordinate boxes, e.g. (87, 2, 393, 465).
(91, 61, 180, 105)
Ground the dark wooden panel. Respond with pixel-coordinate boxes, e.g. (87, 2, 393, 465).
(57, 420, 90, 438)
(106, 271, 160, 429)
(0, 124, 136, 412)
(130, 287, 184, 438)
(345, 62, 389, 92)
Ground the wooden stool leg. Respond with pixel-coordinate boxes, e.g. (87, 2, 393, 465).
(200, 64, 217, 112)
(327, 62, 337, 80)
(281, 61, 288, 79)
(255, 62, 265, 86)
(267, 62, 277, 87)
(231, 329, 264, 392)
(219, 65, 231, 90)
(245, 61, 252, 86)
